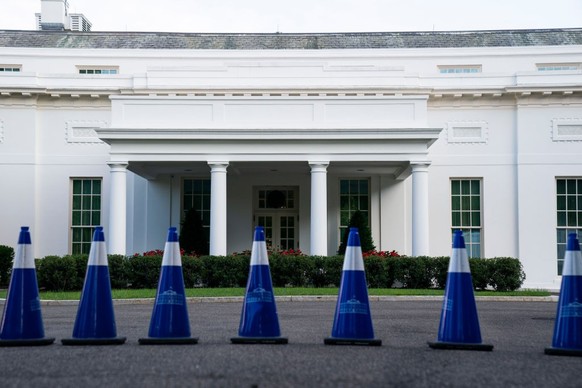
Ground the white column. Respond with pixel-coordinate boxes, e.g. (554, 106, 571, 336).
(107, 162, 128, 255)
(411, 162, 430, 256)
(309, 161, 329, 256)
(208, 162, 229, 256)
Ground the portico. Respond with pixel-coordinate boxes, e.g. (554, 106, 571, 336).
(97, 93, 441, 256)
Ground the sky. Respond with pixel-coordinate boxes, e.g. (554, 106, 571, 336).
(0, 0, 581, 33)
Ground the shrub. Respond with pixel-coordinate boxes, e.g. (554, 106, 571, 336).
(469, 259, 491, 290)
(308, 255, 344, 287)
(0, 245, 14, 287)
(392, 256, 433, 289)
(29, 252, 526, 292)
(108, 254, 130, 289)
(364, 255, 393, 288)
(36, 255, 80, 291)
(488, 257, 526, 291)
(182, 255, 204, 287)
(202, 255, 248, 287)
(126, 255, 162, 289)
(270, 254, 314, 287)
(431, 256, 450, 289)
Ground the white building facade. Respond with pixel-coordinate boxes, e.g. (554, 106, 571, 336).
(0, 29, 581, 290)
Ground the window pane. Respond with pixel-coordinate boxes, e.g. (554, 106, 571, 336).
(557, 195, 566, 210)
(93, 180, 101, 194)
(461, 180, 470, 195)
(567, 180, 576, 194)
(72, 211, 81, 226)
(452, 212, 460, 226)
(359, 197, 369, 211)
(462, 196, 470, 210)
(195, 180, 204, 194)
(472, 212, 481, 226)
(567, 196, 576, 210)
(340, 180, 349, 194)
(341, 211, 350, 226)
(340, 195, 349, 210)
(184, 180, 193, 194)
(452, 196, 460, 211)
(82, 180, 92, 194)
(451, 180, 460, 195)
(568, 212, 577, 226)
(557, 179, 566, 194)
(72, 195, 81, 210)
(92, 196, 101, 210)
(557, 228, 567, 243)
(73, 180, 82, 194)
(93, 211, 100, 225)
(471, 195, 480, 211)
(471, 180, 480, 195)
(462, 212, 470, 226)
(359, 180, 369, 194)
(557, 212, 567, 226)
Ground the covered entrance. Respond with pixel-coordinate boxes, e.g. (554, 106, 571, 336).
(97, 93, 441, 257)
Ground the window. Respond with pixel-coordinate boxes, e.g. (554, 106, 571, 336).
(183, 178, 211, 232)
(71, 178, 102, 254)
(78, 67, 118, 75)
(258, 189, 295, 209)
(537, 63, 580, 72)
(451, 179, 482, 258)
(556, 178, 582, 275)
(339, 179, 370, 242)
(0, 66, 21, 72)
(438, 65, 482, 74)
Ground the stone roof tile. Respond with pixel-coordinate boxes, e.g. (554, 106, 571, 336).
(1, 29, 582, 50)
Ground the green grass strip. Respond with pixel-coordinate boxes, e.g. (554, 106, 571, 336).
(0, 288, 551, 300)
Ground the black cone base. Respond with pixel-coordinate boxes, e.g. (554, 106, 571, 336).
(139, 337, 199, 345)
(231, 336, 288, 344)
(428, 341, 493, 351)
(324, 337, 382, 346)
(0, 337, 55, 347)
(61, 337, 126, 346)
(545, 347, 582, 357)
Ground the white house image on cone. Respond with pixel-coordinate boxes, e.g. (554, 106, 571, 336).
(0, 11, 581, 290)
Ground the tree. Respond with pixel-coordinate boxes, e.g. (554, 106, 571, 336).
(179, 208, 209, 255)
(337, 210, 376, 254)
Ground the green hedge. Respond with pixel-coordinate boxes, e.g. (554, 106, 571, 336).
(32, 254, 526, 292)
(0, 245, 14, 287)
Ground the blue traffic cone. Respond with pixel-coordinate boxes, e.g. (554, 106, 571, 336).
(139, 227, 198, 345)
(231, 227, 287, 344)
(0, 227, 54, 346)
(428, 230, 493, 350)
(545, 232, 582, 356)
(324, 227, 381, 346)
(62, 227, 126, 345)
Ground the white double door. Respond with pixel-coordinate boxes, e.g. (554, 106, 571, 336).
(255, 212, 298, 251)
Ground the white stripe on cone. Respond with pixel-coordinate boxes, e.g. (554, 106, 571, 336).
(87, 240, 108, 266)
(448, 247, 471, 273)
(562, 247, 582, 276)
(250, 240, 269, 266)
(14, 233, 35, 269)
(343, 246, 365, 271)
(162, 241, 182, 266)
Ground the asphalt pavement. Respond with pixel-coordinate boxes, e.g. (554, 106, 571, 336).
(0, 298, 577, 388)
